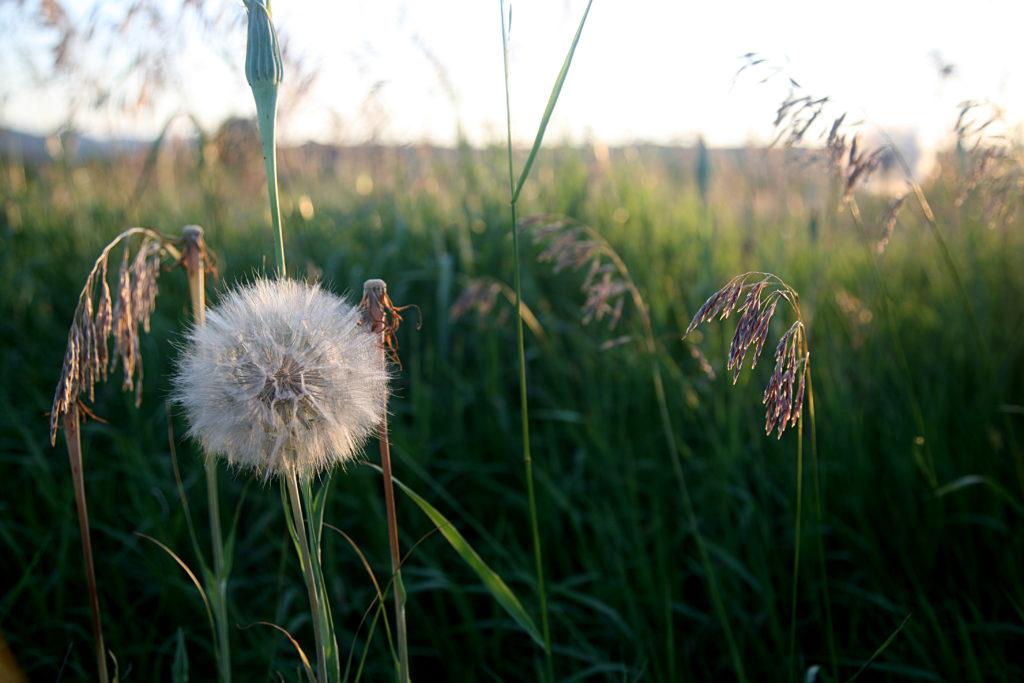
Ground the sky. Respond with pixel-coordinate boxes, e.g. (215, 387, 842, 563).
(2, 0, 1023, 150)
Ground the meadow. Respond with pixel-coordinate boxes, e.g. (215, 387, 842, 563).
(2, 116, 1023, 681)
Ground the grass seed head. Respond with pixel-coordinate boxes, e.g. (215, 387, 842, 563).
(50, 228, 175, 445)
(685, 272, 809, 438)
(174, 278, 388, 480)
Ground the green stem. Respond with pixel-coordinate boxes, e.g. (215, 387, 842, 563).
(253, 84, 286, 277)
(286, 470, 328, 682)
(500, 3, 552, 677)
(788, 414, 805, 682)
(807, 376, 837, 681)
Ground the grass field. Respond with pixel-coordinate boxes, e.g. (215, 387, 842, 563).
(2, 130, 1023, 681)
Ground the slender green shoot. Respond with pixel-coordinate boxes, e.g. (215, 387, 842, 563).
(498, 2, 593, 676)
(788, 414, 804, 681)
(807, 376, 838, 680)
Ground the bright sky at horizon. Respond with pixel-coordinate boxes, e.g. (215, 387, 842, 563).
(3, 0, 1023, 150)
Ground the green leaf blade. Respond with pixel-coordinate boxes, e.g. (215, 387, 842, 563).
(378, 465, 547, 650)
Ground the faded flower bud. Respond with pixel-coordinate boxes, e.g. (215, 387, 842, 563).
(174, 279, 388, 480)
(244, 0, 283, 89)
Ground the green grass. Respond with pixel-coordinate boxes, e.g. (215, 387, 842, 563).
(1, 140, 1022, 681)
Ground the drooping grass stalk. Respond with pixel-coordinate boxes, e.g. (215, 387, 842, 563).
(285, 470, 329, 682)
(684, 272, 814, 680)
(62, 406, 109, 683)
(50, 227, 182, 683)
(498, 3, 592, 674)
(181, 225, 231, 683)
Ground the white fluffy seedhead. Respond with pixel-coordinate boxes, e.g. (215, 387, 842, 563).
(175, 278, 388, 480)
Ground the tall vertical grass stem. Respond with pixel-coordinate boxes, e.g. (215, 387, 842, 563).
(499, 2, 552, 676)
(807, 377, 837, 681)
(788, 415, 805, 681)
(63, 407, 109, 683)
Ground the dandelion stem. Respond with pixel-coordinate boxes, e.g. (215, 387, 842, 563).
(253, 86, 286, 277)
(63, 406, 109, 683)
(286, 470, 328, 683)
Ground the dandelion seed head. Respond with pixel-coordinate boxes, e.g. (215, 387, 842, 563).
(174, 278, 388, 480)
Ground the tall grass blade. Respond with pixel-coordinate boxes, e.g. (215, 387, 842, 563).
(847, 613, 913, 682)
(245, 622, 317, 683)
(378, 465, 546, 649)
(499, 2, 596, 675)
(135, 533, 216, 639)
(172, 629, 189, 683)
(511, 0, 594, 204)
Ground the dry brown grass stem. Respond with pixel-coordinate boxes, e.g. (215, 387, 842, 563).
(48, 226, 183, 683)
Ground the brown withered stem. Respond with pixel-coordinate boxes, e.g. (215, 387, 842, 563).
(49, 226, 181, 683)
(62, 406, 108, 683)
(180, 224, 232, 683)
(359, 278, 416, 683)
